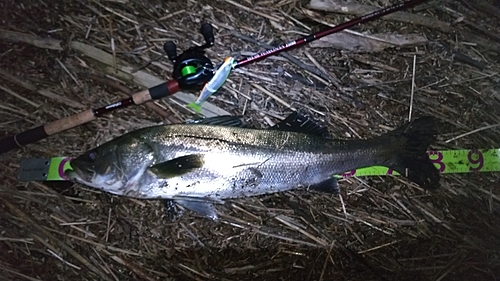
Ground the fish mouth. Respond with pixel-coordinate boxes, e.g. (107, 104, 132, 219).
(64, 166, 124, 194)
(64, 163, 149, 197)
(64, 166, 85, 182)
(64, 166, 96, 187)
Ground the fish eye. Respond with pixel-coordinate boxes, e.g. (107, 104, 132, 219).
(86, 150, 98, 162)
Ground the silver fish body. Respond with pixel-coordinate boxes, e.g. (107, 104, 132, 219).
(66, 113, 440, 219)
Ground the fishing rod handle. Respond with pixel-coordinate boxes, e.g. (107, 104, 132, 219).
(0, 109, 95, 154)
(0, 80, 180, 155)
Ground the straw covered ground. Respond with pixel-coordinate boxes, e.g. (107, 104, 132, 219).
(1, 0, 500, 280)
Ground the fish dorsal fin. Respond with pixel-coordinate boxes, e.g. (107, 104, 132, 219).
(186, 115, 247, 127)
(148, 154, 204, 178)
(270, 111, 330, 137)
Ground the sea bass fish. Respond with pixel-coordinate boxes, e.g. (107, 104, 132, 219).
(65, 111, 440, 219)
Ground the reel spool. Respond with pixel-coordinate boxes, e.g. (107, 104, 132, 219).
(163, 23, 216, 90)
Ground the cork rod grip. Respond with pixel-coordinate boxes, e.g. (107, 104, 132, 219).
(0, 80, 180, 154)
(0, 109, 95, 154)
(44, 109, 96, 135)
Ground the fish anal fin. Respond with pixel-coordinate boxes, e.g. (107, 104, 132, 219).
(174, 198, 218, 220)
(308, 178, 340, 194)
(148, 154, 204, 179)
(271, 110, 330, 137)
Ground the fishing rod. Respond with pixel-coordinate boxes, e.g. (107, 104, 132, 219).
(0, 0, 428, 154)
(0, 24, 216, 155)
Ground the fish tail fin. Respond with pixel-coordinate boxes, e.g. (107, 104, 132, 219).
(382, 117, 440, 190)
(187, 102, 202, 114)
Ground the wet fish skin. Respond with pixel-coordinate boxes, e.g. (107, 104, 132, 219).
(65, 114, 440, 207)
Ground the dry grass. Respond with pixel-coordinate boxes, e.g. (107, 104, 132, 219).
(1, 0, 500, 280)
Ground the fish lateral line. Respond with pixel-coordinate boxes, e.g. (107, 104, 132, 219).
(231, 162, 265, 169)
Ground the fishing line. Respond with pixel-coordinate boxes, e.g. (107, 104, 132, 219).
(17, 149, 500, 182)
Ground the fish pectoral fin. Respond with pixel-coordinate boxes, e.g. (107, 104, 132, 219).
(186, 115, 247, 128)
(270, 110, 330, 137)
(148, 154, 205, 179)
(173, 197, 219, 220)
(308, 178, 340, 194)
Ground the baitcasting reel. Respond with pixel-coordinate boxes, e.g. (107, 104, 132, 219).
(163, 23, 215, 90)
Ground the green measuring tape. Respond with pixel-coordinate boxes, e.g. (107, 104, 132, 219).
(17, 149, 500, 182)
(337, 148, 500, 178)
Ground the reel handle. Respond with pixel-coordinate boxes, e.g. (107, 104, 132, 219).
(163, 41, 177, 63)
(199, 23, 214, 47)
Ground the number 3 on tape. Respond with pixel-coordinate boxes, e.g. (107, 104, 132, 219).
(337, 149, 500, 178)
(431, 149, 499, 174)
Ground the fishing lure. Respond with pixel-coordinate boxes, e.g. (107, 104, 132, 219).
(187, 57, 236, 113)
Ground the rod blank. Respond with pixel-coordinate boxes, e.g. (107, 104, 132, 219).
(235, 0, 427, 68)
